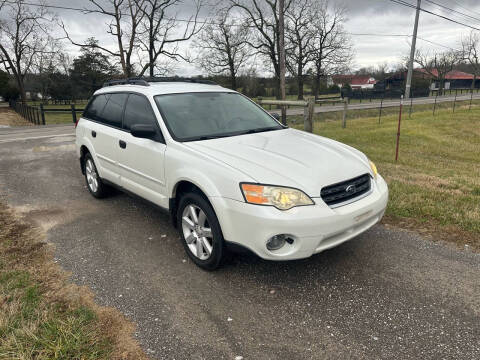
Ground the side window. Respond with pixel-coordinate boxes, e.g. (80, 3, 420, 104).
(123, 94, 158, 131)
(84, 94, 109, 121)
(100, 93, 128, 128)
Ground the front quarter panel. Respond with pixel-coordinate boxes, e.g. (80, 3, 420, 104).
(165, 142, 253, 202)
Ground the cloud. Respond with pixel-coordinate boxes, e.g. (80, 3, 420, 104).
(9, 0, 480, 74)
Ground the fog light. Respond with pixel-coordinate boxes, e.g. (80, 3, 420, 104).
(266, 234, 294, 251)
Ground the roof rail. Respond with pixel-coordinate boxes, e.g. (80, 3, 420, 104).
(139, 77, 218, 85)
(102, 77, 218, 88)
(102, 79, 150, 87)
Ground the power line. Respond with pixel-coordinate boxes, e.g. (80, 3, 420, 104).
(423, 0, 480, 24)
(347, 32, 459, 50)
(386, 0, 480, 31)
(348, 33, 408, 37)
(417, 36, 459, 50)
(450, 0, 480, 19)
(425, 0, 480, 27)
(1, 0, 463, 51)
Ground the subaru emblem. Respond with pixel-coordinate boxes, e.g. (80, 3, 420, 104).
(345, 185, 356, 193)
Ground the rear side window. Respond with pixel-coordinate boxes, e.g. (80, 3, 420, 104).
(123, 94, 158, 131)
(84, 94, 109, 121)
(100, 93, 128, 128)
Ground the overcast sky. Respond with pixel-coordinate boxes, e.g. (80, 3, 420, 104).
(20, 0, 480, 75)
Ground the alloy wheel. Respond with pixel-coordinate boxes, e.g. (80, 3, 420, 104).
(85, 158, 99, 193)
(181, 204, 213, 260)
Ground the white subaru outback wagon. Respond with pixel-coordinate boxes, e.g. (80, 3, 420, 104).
(76, 78, 388, 270)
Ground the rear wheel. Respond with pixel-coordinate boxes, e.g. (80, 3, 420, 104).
(84, 153, 109, 198)
(177, 192, 224, 270)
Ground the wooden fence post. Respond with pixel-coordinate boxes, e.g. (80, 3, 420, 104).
(378, 97, 383, 124)
(395, 96, 404, 162)
(469, 90, 473, 111)
(71, 104, 76, 123)
(453, 93, 457, 113)
(30, 105, 35, 124)
(409, 97, 413, 118)
(40, 104, 46, 125)
(342, 98, 348, 128)
(433, 94, 438, 115)
(304, 99, 314, 133)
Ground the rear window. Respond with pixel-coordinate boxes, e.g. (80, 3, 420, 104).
(101, 93, 128, 128)
(123, 94, 157, 131)
(84, 94, 109, 121)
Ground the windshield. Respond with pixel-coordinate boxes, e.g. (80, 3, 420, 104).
(154, 92, 283, 141)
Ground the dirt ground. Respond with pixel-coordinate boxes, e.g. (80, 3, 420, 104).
(0, 107, 33, 127)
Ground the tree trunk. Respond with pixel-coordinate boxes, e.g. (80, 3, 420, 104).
(438, 79, 444, 96)
(313, 72, 321, 100)
(149, 45, 154, 78)
(14, 74, 27, 103)
(275, 76, 281, 100)
(228, 56, 236, 90)
(297, 70, 304, 100)
(278, 0, 287, 125)
(149, 19, 154, 78)
(471, 75, 476, 90)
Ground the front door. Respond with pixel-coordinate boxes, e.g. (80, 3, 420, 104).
(117, 93, 167, 207)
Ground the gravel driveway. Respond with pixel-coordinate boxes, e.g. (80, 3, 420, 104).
(0, 125, 479, 359)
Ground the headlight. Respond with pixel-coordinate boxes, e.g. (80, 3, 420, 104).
(369, 160, 378, 179)
(240, 183, 314, 210)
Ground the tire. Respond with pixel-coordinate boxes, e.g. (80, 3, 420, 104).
(177, 192, 224, 270)
(83, 153, 109, 198)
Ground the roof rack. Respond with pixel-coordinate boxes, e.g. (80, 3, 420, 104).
(142, 77, 218, 85)
(102, 77, 217, 88)
(103, 79, 150, 87)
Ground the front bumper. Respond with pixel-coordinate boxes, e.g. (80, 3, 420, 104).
(210, 175, 388, 260)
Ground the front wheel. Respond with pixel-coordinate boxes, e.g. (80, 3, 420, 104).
(177, 192, 224, 270)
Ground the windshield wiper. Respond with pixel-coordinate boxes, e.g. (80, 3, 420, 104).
(195, 134, 232, 141)
(237, 127, 284, 135)
(188, 127, 284, 142)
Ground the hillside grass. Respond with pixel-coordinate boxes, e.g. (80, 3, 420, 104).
(289, 99, 480, 249)
(0, 203, 148, 359)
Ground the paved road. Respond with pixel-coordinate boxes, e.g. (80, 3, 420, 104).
(269, 93, 480, 116)
(0, 126, 479, 359)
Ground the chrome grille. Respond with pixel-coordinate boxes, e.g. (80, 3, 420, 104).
(321, 174, 371, 207)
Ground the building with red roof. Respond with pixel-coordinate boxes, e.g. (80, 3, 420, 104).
(384, 69, 478, 92)
(331, 75, 377, 90)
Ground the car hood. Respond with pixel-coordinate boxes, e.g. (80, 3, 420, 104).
(187, 128, 372, 197)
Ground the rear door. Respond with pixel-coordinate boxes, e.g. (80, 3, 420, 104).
(84, 93, 128, 184)
(118, 93, 167, 207)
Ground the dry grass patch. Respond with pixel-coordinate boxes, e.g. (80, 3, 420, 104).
(0, 202, 148, 359)
(0, 108, 32, 127)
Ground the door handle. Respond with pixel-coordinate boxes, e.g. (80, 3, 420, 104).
(119, 140, 127, 149)
(91, 130, 96, 138)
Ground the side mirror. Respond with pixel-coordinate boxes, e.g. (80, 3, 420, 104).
(130, 124, 157, 139)
(271, 112, 281, 121)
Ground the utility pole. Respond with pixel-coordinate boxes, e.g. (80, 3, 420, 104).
(405, 0, 421, 100)
(278, 0, 287, 125)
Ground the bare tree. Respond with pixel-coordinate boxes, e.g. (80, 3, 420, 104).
(309, 1, 353, 100)
(461, 31, 480, 90)
(137, 0, 202, 77)
(229, 0, 292, 98)
(62, 0, 144, 77)
(0, 0, 56, 102)
(415, 49, 459, 95)
(285, 0, 315, 100)
(192, 10, 250, 89)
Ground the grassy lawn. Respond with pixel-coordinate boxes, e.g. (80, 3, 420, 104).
(0, 203, 147, 359)
(289, 99, 480, 249)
